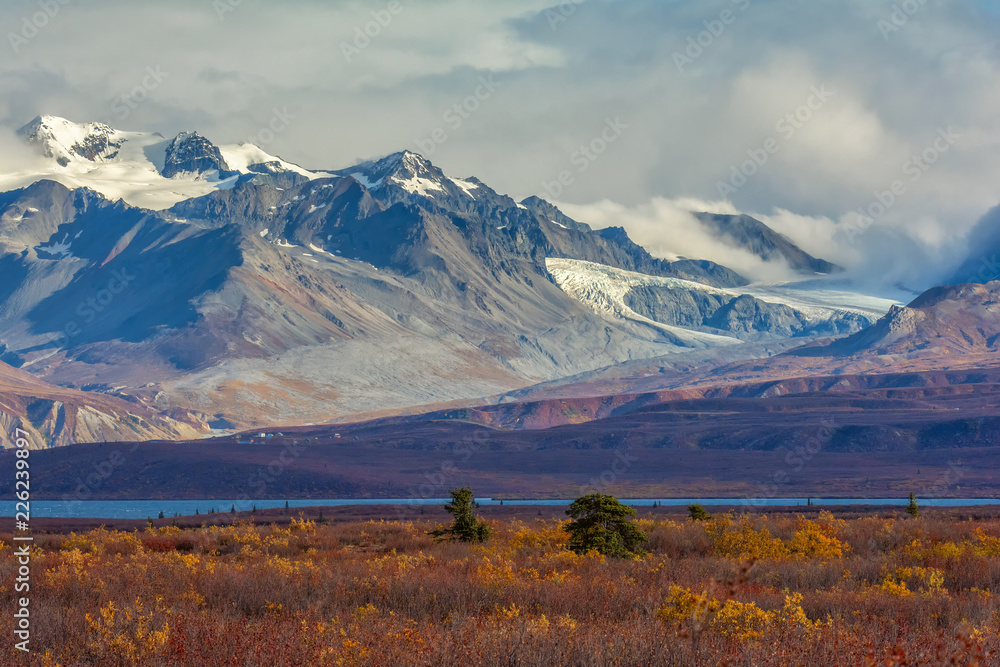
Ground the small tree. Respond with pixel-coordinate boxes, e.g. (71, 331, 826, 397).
(564, 494, 648, 558)
(428, 486, 492, 543)
(688, 504, 711, 521)
(906, 492, 919, 518)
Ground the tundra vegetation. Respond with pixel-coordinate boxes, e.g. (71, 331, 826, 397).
(2, 508, 999, 665)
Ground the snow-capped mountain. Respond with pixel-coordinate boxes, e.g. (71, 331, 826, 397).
(3, 115, 331, 210)
(17, 116, 128, 165)
(161, 131, 237, 179)
(0, 115, 902, 443)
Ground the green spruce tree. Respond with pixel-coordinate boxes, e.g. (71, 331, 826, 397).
(427, 486, 492, 543)
(688, 503, 711, 521)
(564, 494, 648, 558)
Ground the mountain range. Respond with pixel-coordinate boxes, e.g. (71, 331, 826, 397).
(0, 115, 993, 454)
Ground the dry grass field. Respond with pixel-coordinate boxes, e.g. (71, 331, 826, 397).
(4, 509, 1000, 666)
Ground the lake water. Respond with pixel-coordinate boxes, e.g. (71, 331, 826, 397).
(3, 497, 1000, 519)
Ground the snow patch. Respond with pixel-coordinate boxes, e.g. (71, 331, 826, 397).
(349, 171, 383, 189)
(308, 243, 334, 255)
(391, 174, 444, 197)
(450, 177, 479, 198)
(36, 233, 74, 259)
(219, 142, 333, 180)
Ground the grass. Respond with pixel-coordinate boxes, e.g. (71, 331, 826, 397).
(3, 510, 999, 665)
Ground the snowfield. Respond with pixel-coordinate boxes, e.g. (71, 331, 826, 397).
(3, 116, 332, 210)
(545, 258, 904, 343)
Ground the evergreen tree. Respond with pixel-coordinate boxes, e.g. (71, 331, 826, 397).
(564, 494, 648, 558)
(427, 486, 492, 543)
(906, 492, 919, 518)
(688, 503, 711, 521)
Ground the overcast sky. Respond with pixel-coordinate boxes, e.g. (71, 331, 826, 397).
(1, 0, 998, 289)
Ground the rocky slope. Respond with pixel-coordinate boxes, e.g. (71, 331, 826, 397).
(693, 212, 842, 275)
(796, 281, 1000, 358)
(0, 360, 206, 448)
(0, 116, 889, 440)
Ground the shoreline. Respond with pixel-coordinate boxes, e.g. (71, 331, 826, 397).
(10, 502, 1000, 534)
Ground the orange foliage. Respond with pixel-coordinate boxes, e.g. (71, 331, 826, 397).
(1, 514, 998, 665)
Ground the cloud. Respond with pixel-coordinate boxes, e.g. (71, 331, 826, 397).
(0, 0, 997, 290)
(0, 126, 48, 176)
(555, 197, 802, 283)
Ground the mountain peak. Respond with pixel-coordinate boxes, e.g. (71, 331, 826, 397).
(794, 279, 1000, 359)
(692, 212, 843, 275)
(17, 115, 125, 166)
(340, 150, 443, 194)
(161, 131, 234, 178)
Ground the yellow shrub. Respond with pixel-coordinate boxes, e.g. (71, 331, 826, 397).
(657, 585, 720, 625)
(787, 522, 846, 559)
(712, 599, 773, 639)
(775, 591, 818, 629)
(973, 530, 1000, 558)
(508, 521, 569, 554)
(880, 567, 946, 596)
(85, 598, 168, 662)
(707, 514, 788, 559)
(879, 575, 912, 596)
(353, 603, 379, 621)
(62, 532, 98, 554)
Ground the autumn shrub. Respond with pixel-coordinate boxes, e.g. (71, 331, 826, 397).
(1, 512, 998, 665)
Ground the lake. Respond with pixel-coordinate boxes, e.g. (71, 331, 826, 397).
(3, 497, 1000, 519)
